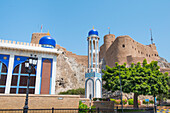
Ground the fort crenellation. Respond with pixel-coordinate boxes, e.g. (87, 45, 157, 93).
(100, 34, 160, 67)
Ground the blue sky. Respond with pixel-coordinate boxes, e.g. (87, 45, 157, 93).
(0, 0, 170, 62)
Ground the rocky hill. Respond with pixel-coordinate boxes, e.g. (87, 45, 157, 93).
(55, 45, 88, 94)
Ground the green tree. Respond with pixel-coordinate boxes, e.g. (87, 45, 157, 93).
(102, 59, 169, 108)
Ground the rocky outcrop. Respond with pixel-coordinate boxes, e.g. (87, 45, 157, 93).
(158, 57, 170, 68)
(55, 52, 87, 94)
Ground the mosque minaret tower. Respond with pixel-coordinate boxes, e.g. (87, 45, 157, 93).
(85, 27, 102, 99)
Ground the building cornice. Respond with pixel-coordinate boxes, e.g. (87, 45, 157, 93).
(0, 40, 62, 55)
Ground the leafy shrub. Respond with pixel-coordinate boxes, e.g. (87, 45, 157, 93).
(128, 99, 141, 105)
(149, 100, 154, 104)
(59, 88, 85, 95)
(128, 99, 134, 105)
(115, 99, 121, 104)
(122, 99, 127, 105)
(142, 100, 148, 104)
(79, 101, 96, 113)
(79, 101, 88, 113)
(110, 98, 116, 102)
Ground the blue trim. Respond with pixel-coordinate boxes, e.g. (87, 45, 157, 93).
(13, 56, 28, 69)
(85, 78, 94, 98)
(0, 62, 2, 79)
(91, 37, 93, 72)
(12, 73, 36, 76)
(0, 86, 6, 88)
(39, 77, 42, 94)
(95, 78, 102, 97)
(85, 72, 102, 78)
(16, 64, 22, 94)
(49, 59, 53, 94)
(10, 86, 35, 88)
(0, 54, 10, 67)
(0, 73, 8, 75)
(49, 77, 52, 94)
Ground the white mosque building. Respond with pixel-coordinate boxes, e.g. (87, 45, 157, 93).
(0, 34, 61, 94)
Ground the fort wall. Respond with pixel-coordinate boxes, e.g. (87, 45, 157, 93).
(100, 34, 159, 67)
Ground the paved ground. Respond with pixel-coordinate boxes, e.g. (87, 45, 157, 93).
(157, 109, 170, 113)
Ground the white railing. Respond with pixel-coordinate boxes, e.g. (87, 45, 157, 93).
(0, 39, 41, 47)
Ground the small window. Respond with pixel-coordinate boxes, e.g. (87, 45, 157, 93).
(122, 44, 125, 48)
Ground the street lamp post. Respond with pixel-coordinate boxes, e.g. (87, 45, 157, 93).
(23, 54, 38, 113)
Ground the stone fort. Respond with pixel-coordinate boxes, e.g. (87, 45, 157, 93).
(99, 34, 159, 67)
(31, 32, 170, 94)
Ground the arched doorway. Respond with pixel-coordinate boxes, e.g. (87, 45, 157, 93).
(95, 79, 101, 98)
(86, 78, 94, 99)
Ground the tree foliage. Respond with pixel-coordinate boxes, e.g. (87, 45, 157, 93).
(102, 59, 169, 108)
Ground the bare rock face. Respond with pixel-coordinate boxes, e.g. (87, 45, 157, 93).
(55, 51, 87, 94)
(158, 57, 170, 68)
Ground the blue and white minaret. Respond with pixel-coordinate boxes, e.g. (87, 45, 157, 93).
(85, 27, 102, 99)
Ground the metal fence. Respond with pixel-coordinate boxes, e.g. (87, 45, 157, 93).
(0, 108, 154, 113)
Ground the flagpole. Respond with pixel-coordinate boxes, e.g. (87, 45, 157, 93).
(150, 29, 153, 44)
(108, 27, 110, 35)
(41, 24, 42, 33)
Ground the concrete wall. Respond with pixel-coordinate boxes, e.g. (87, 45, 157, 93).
(0, 94, 80, 109)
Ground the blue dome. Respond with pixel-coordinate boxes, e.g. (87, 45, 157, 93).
(39, 36, 56, 48)
(88, 29, 98, 36)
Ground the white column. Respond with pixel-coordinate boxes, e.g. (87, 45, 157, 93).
(88, 38, 90, 72)
(51, 56, 57, 94)
(34, 55, 42, 94)
(5, 54, 14, 94)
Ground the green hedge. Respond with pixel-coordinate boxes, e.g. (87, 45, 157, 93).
(59, 88, 85, 95)
(128, 99, 141, 105)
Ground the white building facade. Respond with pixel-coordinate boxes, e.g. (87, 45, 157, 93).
(0, 35, 61, 94)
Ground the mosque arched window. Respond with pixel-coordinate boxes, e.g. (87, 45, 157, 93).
(0, 61, 8, 93)
(10, 62, 36, 94)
